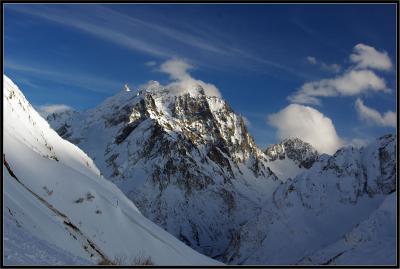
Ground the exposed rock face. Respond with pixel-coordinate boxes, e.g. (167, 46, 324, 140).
(47, 84, 279, 260)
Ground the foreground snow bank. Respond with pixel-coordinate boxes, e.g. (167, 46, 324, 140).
(4, 214, 92, 266)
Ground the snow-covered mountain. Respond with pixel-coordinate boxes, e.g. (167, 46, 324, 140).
(45, 79, 396, 265)
(265, 138, 319, 181)
(227, 134, 396, 265)
(46, 81, 281, 260)
(3, 75, 220, 266)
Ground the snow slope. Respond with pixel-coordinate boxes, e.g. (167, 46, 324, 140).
(299, 192, 396, 265)
(3, 75, 221, 266)
(4, 213, 92, 266)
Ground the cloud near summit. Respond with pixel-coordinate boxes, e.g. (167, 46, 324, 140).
(37, 104, 73, 117)
(267, 104, 343, 154)
(159, 58, 221, 98)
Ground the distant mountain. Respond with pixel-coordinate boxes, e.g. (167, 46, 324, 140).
(3, 75, 219, 266)
(265, 138, 319, 181)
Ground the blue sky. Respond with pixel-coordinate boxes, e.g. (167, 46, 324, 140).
(4, 3, 397, 151)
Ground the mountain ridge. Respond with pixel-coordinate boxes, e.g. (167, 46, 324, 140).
(45, 80, 397, 265)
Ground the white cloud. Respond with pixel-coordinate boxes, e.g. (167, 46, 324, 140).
(145, 61, 157, 67)
(355, 98, 396, 128)
(241, 116, 251, 127)
(306, 56, 317, 64)
(320, 62, 341, 73)
(350, 43, 392, 71)
(159, 58, 221, 97)
(160, 59, 193, 81)
(292, 44, 392, 105)
(267, 104, 343, 154)
(344, 137, 370, 149)
(306, 56, 341, 73)
(36, 104, 73, 117)
(289, 69, 389, 105)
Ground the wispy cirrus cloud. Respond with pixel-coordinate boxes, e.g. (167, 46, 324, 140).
(5, 60, 123, 93)
(145, 61, 157, 67)
(230, 48, 314, 80)
(6, 4, 172, 57)
(5, 4, 228, 58)
(6, 4, 308, 79)
(306, 56, 341, 73)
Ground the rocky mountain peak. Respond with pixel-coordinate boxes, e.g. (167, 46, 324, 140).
(49, 82, 269, 180)
(45, 81, 280, 259)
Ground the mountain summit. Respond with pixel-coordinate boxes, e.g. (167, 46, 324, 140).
(265, 138, 319, 169)
(264, 138, 320, 181)
(47, 82, 280, 260)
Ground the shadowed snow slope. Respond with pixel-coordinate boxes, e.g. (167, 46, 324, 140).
(3, 75, 220, 266)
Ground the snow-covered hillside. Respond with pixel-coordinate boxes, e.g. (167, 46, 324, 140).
(3, 75, 221, 266)
(46, 81, 281, 260)
(4, 213, 92, 266)
(299, 192, 396, 265)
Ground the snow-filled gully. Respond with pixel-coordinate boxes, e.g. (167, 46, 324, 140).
(3, 155, 109, 263)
